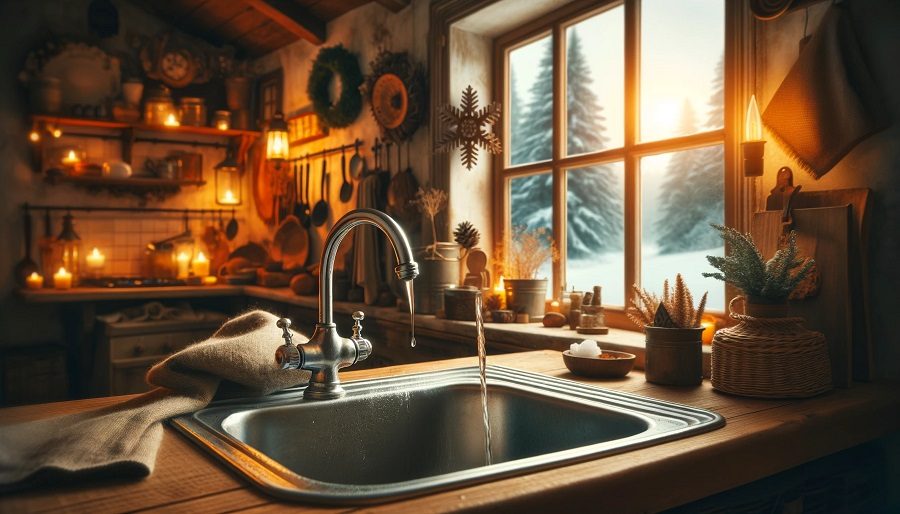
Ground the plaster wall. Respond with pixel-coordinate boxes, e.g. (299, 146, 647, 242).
(757, 0, 900, 378)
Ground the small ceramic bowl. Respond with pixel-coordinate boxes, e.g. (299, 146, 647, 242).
(562, 349, 636, 378)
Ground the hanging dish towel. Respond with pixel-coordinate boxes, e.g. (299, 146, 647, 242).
(762, 3, 889, 179)
(354, 172, 385, 305)
(0, 310, 309, 492)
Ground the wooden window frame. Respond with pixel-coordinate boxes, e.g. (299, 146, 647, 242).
(491, 0, 749, 327)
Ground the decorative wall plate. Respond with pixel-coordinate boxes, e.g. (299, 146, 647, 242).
(40, 43, 120, 107)
(363, 50, 426, 142)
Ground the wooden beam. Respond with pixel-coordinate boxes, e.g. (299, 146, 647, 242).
(376, 0, 412, 13)
(242, 0, 325, 45)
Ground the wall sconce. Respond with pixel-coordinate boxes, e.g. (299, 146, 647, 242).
(265, 112, 289, 168)
(215, 153, 242, 206)
(742, 95, 765, 177)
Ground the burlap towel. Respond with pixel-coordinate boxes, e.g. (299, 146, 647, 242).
(0, 310, 310, 492)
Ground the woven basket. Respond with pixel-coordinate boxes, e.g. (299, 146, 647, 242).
(711, 296, 832, 399)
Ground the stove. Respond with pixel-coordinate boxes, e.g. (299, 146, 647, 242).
(80, 277, 188, 288)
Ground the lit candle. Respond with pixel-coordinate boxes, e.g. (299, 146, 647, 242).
(493, 275, 506, 310)
(701, 315, 717, 345)
(26, 272, 43, 290)
(192, 251, 210, 277)
(176, 251, 191, 279)
(164, 113, 180, 127)
(61, 149, 81, 166)
(29, 130, 40, 142)
(53, 267, 72, 290)
(202, 275, 218, 286)
(220, 190, 238, 205)
(216, 119, 230, 131)
(86, 247, 105, 274)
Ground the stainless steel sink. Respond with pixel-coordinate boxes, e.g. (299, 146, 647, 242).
(172, 365, 724, 504)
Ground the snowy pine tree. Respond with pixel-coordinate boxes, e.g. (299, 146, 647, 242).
(510, 30, 622, 257)
(654, 56, 724, 253)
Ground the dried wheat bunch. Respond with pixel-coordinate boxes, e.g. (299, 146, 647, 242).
(411, 186, 448, 256)
(627, 274, 708, 329)
(501, 226, 559, 279)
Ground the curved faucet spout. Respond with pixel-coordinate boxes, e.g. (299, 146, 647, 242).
(319, 209, 419, 325)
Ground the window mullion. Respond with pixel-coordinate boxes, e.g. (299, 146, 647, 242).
(624, 0, 640, 299)
(552, 21, 566, 296)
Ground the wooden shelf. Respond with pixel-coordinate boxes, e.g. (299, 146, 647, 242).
(51, 175, 206, 188)
(31, 115, 260, 138)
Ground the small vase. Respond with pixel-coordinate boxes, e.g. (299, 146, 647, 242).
(644, 326, 704, 386)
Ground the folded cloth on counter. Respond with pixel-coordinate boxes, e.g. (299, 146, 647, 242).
(762, 3, 889, 178)
(0, 310, 309, 492)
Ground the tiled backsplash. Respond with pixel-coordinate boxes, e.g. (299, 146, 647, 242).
(47, 211, 236, 277)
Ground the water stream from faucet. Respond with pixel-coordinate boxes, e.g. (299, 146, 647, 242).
(405, 281, 416, 348)
(475, 294, 493, 465)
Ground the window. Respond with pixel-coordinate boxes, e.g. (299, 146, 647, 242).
(496, 0, 730, 313)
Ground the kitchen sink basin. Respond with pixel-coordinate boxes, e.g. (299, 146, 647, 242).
(172, 365, 724, 504)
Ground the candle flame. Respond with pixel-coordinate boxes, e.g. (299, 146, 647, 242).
(164, 113, 180, 127)
(194, 251, 207, 263)
(745, 95, 763, 142)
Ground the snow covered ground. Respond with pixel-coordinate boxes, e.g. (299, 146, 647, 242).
(565, 246, 725, 311)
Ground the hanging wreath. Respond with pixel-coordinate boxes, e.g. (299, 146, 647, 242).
(307, 45, 363, 128)
(362, 50, 427, 142)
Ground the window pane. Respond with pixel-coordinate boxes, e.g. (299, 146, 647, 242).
(566, 162, 625, 306)
(510, 172, 553, 281)
(640, 145, 724, 311)
(640, 0, 724, 142)
(566, 6, 624, 155)
(509, 35, 553, 166)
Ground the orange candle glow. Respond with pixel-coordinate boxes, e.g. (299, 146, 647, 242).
(26, 272, 43, 290)
(53, 267, 72, 290)
(701, 315, 717, 345)
(493, 275, 507, 310)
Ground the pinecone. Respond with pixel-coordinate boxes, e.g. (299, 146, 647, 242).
(453, 221, 480, 250)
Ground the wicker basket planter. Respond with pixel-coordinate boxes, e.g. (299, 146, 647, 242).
(711, 296, 832, 399)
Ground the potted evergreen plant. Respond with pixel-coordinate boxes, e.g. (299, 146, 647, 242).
(500, 226, 558, 319)
(703, 224, 814, 317)
(627, 274, 708, 385)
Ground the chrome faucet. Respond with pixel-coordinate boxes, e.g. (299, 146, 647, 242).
(275, 209, 418, 400)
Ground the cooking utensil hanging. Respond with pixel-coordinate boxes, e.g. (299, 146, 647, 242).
(349, 139, 365, 179)
(339, 146, 353, 203)
(226, 208, 239, 240)
(14, 206, 39, 286)
(387, 141, 420, 227)
(311, 155, 329, 226)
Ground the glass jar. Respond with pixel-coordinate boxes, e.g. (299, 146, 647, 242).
(179, 97, 207, 127)
(213, 110, 231, 131)
(144, 86, 175, 125)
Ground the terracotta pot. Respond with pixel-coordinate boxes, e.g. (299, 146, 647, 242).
(644, 326, 704, 386)
(505, 279, 548, 319)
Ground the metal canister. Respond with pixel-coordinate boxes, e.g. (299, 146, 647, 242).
(179, 97, 207, 127)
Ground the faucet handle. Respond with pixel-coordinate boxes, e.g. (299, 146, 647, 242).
(351, 311, 365, 340)
(276, 317, 293, 345)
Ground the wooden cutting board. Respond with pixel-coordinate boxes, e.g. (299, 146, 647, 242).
(766, 188, 872, 380)
(752, 206, 852, 388)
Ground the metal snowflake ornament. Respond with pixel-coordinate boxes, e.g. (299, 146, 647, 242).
(435, 85, 502, 170)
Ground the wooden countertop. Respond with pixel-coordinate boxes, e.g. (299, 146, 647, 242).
(2, 350, 898, 513)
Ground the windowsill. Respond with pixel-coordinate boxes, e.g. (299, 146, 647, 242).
(244, 286, 712, 375)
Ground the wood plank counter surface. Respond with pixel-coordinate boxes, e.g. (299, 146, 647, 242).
(2, 350, 898, 513)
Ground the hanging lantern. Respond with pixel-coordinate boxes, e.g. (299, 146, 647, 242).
(56, 212, 82, 284)
(265, 112, 289, 167)
(215, 153, 242, 205)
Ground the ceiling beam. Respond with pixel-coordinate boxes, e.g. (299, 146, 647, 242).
(375, 0, 412, 13)
(242, 0, 326, 45)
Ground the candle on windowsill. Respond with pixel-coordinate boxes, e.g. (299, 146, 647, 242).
(53, 267, 72, 290)
(85, 247, 105, 275)
(26, 272, 43, 290)
(192, 251, 210, 278)
(545, 300, 560, 314)
(164, 113, 180, 127)
(176, 251, 191, 279)
(700, 315, 717, 345)
(493, 275, 506, 310)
